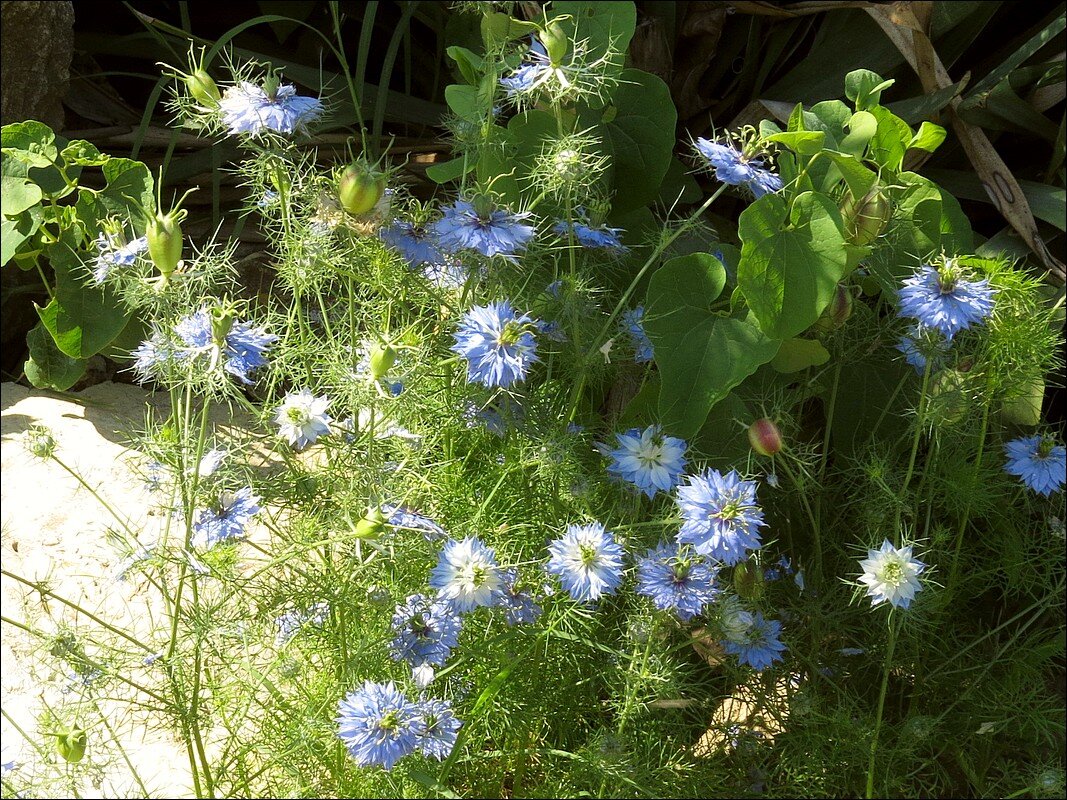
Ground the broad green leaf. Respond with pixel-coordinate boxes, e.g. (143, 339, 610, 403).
(60, 139, 108, 167)
(36, 251, 131, 359)
(845, 69, 895, 111)
(738, 192, 850, 340)
(1, 211, 41, 266)
(24, 322, 87, 391)
(657, 252, 728, 306)
(425, 156, 474, 184)
(445, 84, 483, 123)
(909, 121, 947, 153)
(840, 111, 878, 158)
(1, 119, 58, 166)
(1, 174, 42, 216)
(99, 158, 154, 225)
(446, 46, 484, 86)
(765, 130, 826, 155)
(657, 158, 702, 207)
(770, 337, 830, 373)
(602, 69, 676, 214)
(869, 106, 913, 171)
(806, 100, 851, 148)
(824, 152, 878, 198)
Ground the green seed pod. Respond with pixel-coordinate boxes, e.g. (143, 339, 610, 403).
(339, 163, 386, 217)
(146, 211, 184, 279)
(368, 342, 398, 381)
(56, 728, 87, 763)
(1000, 377, 1044, 427)
(540, 22, 569, 64)
(733, 561, 764, 602)
(814, 283, 854, 332)
(747, 418, 783, 457)
(840, 185, 891, 246)
(354, 507, 388, 539)
(186, 68, 220, 106)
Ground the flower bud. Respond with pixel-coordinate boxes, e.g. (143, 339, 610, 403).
(146, 211, 183, 279)
(815, 283, 854, 332)
(338, 163, 386, 217)
(186, 68, 220, 106)
(25, 424, 56, 459)
(56, 728, 87, 763)
(354, 506, 388, 539)
(540, 22, 569, 64)
(733, 560, 765, 601)
(748, 418, 782, 457)
(368, 342, 398, 381)
(840, 185, 890, 246)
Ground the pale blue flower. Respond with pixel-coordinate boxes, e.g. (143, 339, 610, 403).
(131, 331, 174, 382)
(390, 593, 463, 668)
(898, 262, 996, 341)
(429, 537, 504, 612)
(92, 232, 148, 284)
(421, 258, 469, 290)
(380, 220, 444, 267)
(500, 36, 551, 96)
(722, 612, 786, 670)
(694, 138, 783, 198)
(451, 301, 540, 388)
(192, 487, 261, 548)
(432, 199, 535, 260)
(499, 568, 542, 626)
(546, 522, 625, 603)
(174, 308, 278, 384)
(415, 697, 462, 760)
(636, 543, 718, 621)
(621, 306, 654, 363)
(895, 325, 950, 373)
(604, 425, 687, 499)
(275, 602, 329, 647)
(554, 220, 628, 254)
(218, 81, 323, 136)
(1004, 436, 1066, 496)
(382, 504, 448, 540)
(676, 469, 766, 565)
(337, 681, 420, 770)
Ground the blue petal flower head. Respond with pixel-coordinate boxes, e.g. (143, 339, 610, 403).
(500, 35, 551, 95)
(1004, 436, 1066, 496)
(636, 543, 718, 621)
(429, 536, 504, 612)
(451, 301, 541, 388)
(131, 331, 174, 383)
(432, 199, 535, 260)
(174, 308, 277, 384)
(415, 697, 462, 760)
(603, 425, 687, 499)
(546, 522, 625, 603)
(676, 468, 766, 565)
(192, 487, 261, 549)
(895, 325, 950, 374)
(621, 306, 654, 363)
(337, 680, 421, 770)
(92, 232, 148, 284)
(390, 593, 463, 668)
(722, 612, 786, 671)
(380, 220, 444, 267)
(554, 220, 629, 254)
(218, 81, 323, 136)
(499, 568, 543, 626)
(897, 261, 996, 341)
(382, 504, 448, 540)
(694, 138, 783, 197)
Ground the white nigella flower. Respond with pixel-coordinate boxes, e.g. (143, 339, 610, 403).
(429, 537, 503, 612)
(274, 389, 332, 449)
(858, 539, 925, 609)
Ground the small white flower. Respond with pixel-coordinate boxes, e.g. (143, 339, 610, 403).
(858, 539, 925, 609)
(412, 663, 436, 690)
(274, 389, 332, 449)
(429, 537, 503, 612)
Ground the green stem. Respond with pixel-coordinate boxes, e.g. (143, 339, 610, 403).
(894, 358, 932, 543)
(946, 400, 990, 597)
(777, 456, 823, 581)
(866, 613, 899, 799)
(49, 454, 135, 538)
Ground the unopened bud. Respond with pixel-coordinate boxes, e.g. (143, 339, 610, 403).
(368, 342, 398, 381)
(56, 728, 87, 763)
(840, 185, 890, 246)
(748, 418, 782, 457)
(733, 560, 765, 601)
(25, 425, 56, 459)
(186, 68, 220, 106)
(816, 283, 854, 332)
(338, 163, 386, 217)
(354, 506, 388, 539)
(540, 22, 569, 64)
(146, 211, 183, 278)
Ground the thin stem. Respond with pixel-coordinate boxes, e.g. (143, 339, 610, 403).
(947, 400, 990, 596)
(894, 358, 932, 543)
(867, 613, 899, 799)
(49, 455, 135, 538)
(778, 456, 823, 581)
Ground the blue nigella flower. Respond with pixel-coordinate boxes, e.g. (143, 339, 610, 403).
(722, 611, 787, 671)
(603, 425, 687, 500)
(218, 81, 323, 136)
(693, 138, 783, 198)
(432, 199, 535, 260)
(499, 568, 543, 626)
(895, 325, 950, 374)
(380, 220, 444, 268)
(676, 469, 766, 565)
(275, 602, 329, 647)
(273, 389, 332, 449)
(389, 593, 463, 668)
(621, 306, 654, 363)
(191, 487, 261, 549)
(500, 36, 551, 96)
(382, 504, 448, 540)
(131, 331, 174, 383)
(1003, 435, 1066, 496)
(174, 308, 278, 384)
(897, 261, 996, 341)
(462, 400, 512, 437)
(336, 680, 421, 770)
(763, 555, 795, 582)
(451, 301, 541, 388)
(92, 232, 149, 284)
(554, 220, 628, 254)
(636, 543, 718, 621)
(546, 522, 625, 603)
(415, 697, 462, 760)
(429, 537, 504, 612)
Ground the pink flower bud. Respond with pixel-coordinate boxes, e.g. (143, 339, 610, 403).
(748, 418, 782, 457)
